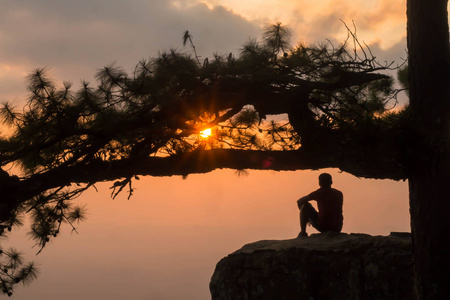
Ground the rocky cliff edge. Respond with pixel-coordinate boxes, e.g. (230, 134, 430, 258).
(210, 232, 413, 300)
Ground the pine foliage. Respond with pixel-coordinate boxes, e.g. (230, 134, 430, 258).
(0, 23, 406, 295)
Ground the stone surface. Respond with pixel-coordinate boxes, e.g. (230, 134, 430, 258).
(210, 232, 413, 300)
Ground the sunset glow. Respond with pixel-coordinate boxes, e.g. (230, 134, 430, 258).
(200, 128, 212, 138)
(188, 0, 409, 49)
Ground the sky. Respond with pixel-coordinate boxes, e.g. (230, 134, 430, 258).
(0, 0, 421, 299)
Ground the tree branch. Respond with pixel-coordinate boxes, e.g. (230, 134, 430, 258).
(15, 147, 405, 203)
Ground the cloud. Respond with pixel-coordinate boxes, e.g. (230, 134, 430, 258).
(193, 0, 408, 50)
(0, 63, 29, 100)
(2, 0, 439, 100)
(0, 0, 260, 97)
(286, 0, 407, 48)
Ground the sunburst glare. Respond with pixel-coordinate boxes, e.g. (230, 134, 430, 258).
(200, 128, 212, 138)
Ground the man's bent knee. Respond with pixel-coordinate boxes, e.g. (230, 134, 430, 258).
(301, 202, 315, 212)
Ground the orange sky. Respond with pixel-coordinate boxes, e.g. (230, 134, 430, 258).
(10, 169, 409, 299)
(179, 0, 407, 48)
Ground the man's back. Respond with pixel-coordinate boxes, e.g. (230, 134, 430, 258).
(308, 187, 343, 232)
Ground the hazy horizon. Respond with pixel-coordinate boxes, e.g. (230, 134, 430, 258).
(6, 168, 410, 299)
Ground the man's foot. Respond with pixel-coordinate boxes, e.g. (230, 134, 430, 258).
(297, 231, 308, 238)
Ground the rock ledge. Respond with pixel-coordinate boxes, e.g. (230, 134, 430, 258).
(210, 232, 413, 300)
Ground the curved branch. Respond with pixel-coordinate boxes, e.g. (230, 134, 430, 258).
(16, 147, 406, 203)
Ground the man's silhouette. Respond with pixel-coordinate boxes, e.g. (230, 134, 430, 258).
(297, 173, 343, 237)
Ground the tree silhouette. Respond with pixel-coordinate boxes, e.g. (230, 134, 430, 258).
(0, 248, 38, 296)
(0, 24, 402, 294)
(406, 0, 450, 299)
(0, 12, 442, 297)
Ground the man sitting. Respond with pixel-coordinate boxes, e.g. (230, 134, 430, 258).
(297, 173, 343, 237)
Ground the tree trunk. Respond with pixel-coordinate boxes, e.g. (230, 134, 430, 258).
(407, 0, 450, 299)
(409, 176, 450, 299)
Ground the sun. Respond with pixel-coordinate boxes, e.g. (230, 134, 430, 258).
(200, 128, 212, 138)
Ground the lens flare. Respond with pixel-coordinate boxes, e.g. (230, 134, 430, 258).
(200, 128, 212, 138)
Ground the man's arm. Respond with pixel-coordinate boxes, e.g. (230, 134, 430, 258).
(297, 194, 312, 210)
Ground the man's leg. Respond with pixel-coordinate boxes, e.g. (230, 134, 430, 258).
(299, 202, 318, 237)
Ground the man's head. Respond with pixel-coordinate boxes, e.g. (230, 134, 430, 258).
(318, 173, 332, 188)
